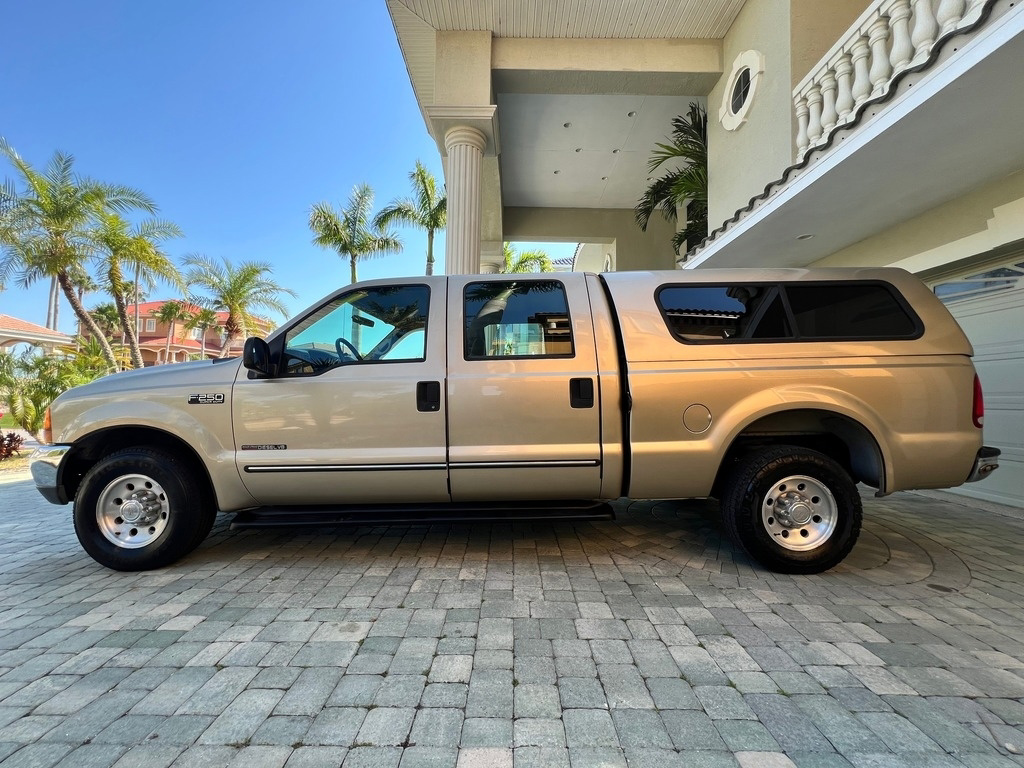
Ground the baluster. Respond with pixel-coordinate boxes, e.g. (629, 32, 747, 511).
(806, 85, 823, 145)
(936, 0, 966, 34)
(834, 52, 855, 122)
(795, 95, 810, 156)
(868, 17, 893, 96)
(819, 71, 838, 133)
(888, 0, 915, 70)
(962, 0, 987, 25)
(851, 34, 872, 107)
(911, 0, 939, 61)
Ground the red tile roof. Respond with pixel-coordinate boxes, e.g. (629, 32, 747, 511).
(0, 315, 72, 339)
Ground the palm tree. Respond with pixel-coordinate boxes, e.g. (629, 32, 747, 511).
(310, 184, 403, 285)
(499, 242, 555, 273)
(183, 255, 295, 356)
(374, 161, 446, 275)
(0, 139, 156, 368)
(89, 302, 121, 339)
(154, 300, 192, 364)
(93, 212, 184, 369)
(634, 102, 709, 256)
(181, 307, 220, 359)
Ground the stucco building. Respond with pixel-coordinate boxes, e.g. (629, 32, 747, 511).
(388, 0, 1023, 507)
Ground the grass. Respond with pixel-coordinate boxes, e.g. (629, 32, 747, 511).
(0, 449, 31, 475)
(0, 413, 16, 429)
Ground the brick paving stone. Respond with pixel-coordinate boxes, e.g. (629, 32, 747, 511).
(597, 664, 654, 709)
(410, 708, 464, 747)
(7, 481, 1024, 767)
(304, 707, 367, 746)
(461, 718, 513, 748)
(343, 745, 403, 767)
(562, 709, 619, 748)
(399, 746, 459, 768)
(283, 746, 349, 767)
(513, 718, 566, 748)
(355, 707, 415, 746)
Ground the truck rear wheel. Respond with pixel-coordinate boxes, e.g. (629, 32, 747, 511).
(721, 446, 862, 574)
(73, 447, 214, 571)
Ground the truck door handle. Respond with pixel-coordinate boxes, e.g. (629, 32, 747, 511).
(417, 381, 441, 412)
(569, 377, 594, 408)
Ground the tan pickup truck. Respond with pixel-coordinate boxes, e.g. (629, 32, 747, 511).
(31, 268, 999, 573)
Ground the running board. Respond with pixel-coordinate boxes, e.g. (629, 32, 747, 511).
(229, 500, 615, 529)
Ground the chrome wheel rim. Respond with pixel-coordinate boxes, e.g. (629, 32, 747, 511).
(96, 473, 170, 549)
(761, 475, 838, 551)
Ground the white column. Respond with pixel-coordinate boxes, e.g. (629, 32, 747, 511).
(868, 17, 893, 96)
(911, 0, 940, 61)
(444, 126, 487, 275)
(795, 95, 810, 155)
(834, 53, 855, 122)
(819, 71, 838, 134)
(889, 0, 915, 70)
(479, 241, 503, 274)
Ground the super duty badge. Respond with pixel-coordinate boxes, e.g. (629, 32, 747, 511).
(187, 393, 225, 405)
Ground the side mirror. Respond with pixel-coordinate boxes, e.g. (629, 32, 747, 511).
(243, 337, 271, 376)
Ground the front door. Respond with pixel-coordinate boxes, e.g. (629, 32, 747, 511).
(445, 274, 603, 501)
(232, 278, 450, 505)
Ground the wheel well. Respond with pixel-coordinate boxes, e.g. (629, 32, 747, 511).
(713, 409, 884, 496)
(61, 427, 216, 508)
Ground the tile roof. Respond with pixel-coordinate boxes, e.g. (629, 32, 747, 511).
(0, 315, 73, 339)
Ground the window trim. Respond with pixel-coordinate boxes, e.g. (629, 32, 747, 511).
(462, 279, 576, 361)
(655, 280, 924, 344)
(276, 283, 431, 377)
(719, 50, 764, 131)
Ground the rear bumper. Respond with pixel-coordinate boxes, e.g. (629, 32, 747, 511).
(966, 446, 1000, 483)
(29, 446, 71, 505)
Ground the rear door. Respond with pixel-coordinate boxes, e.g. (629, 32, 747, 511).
(445, 274, 603, 501)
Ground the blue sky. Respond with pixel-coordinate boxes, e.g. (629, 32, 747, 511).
(0, 1, 575, 334)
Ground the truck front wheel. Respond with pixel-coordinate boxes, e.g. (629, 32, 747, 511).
(74, 447, 214, 571)
(721, 446, 862, 574)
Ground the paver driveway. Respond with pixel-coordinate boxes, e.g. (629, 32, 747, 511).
(1, 473, 1023, 768)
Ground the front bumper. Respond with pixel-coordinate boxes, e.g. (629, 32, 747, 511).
(966, 446, 1000, 483)
(29, 446, 71, 504)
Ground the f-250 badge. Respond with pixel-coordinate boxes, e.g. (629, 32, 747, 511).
(187, 393, 225, 404)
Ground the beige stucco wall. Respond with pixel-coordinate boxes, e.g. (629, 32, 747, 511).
(811, 170, 1024, 273)
(790, 0, 871, 88)
(707, 0, 796, 235)
(434, 31, 492, 105)
(503, 207, 678, 270)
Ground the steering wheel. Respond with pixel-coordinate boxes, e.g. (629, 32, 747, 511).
(335, 337, 362, 361)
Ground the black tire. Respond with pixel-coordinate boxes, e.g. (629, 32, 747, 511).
(73, 447, 215, 571)
(721, 445, 862, 574)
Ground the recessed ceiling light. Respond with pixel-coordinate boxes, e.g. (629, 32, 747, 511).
(646, 177, 652, 181)
(601, 176, 608, 181)
(612, 149, 620, 154)
(796, 233, 815, 240)
(627, 111, 637, 117)
(563, 122, 571, 128)
(575, 148, 582, 153)
(553, 170, 560, 174)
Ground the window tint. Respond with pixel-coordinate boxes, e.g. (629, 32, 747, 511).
(786, 284, 917, 339)
(657, 282, 919, 343)
(464, 280, 573, 359)
(657, 285, 790, 341)
(283, 284, 429, 375)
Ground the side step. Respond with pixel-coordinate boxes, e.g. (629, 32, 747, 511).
(229, 500, 615, 530)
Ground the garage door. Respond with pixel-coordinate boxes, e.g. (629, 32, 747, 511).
(933, 259, 1024, 508)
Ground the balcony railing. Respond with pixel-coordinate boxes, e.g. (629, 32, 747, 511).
(793, 0, 989, 160)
